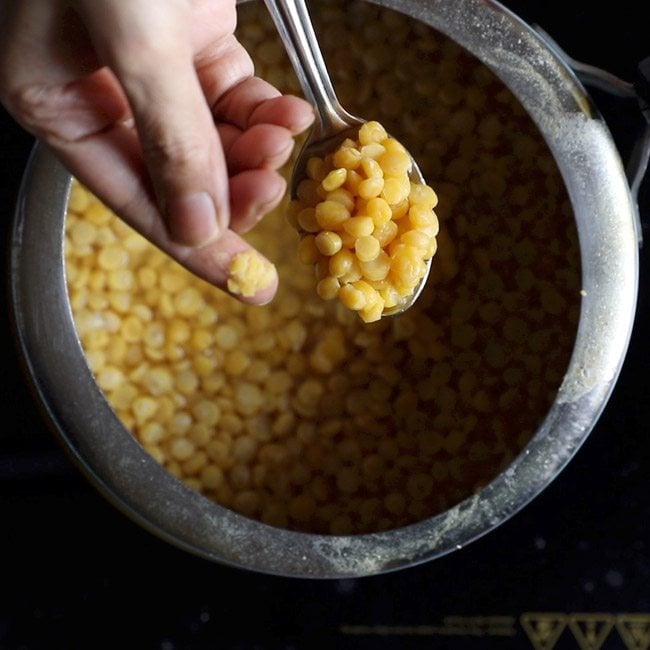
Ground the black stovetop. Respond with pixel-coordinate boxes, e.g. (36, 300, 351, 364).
(2, 2, 649, 649)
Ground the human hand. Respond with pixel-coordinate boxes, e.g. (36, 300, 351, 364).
(0, 0, 314, 304)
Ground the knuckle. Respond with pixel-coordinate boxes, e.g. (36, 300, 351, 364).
(3, 82, 113, 144)
(114, 38, 173, 79)
(3, 83, 71, 142)
(102, 8, 191, 79)
(5, 83, 49, 128)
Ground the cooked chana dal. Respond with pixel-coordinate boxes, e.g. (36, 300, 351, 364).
(288, 120, 439, 323)
(227, 249, 276, 298)
(64, 0, 582, 536)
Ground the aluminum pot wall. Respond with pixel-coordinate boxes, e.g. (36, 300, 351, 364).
(9, 0, 639, 578)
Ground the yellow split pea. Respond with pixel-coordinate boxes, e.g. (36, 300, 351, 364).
(289, 121, 439, 323)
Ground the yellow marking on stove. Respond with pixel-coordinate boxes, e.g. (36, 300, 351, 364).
(616, 614, 650, 650)
(568, 613, 616, 650)
(342, 612, 650, 649)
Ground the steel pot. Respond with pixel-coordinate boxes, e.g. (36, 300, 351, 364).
(8, 0, 639, 578)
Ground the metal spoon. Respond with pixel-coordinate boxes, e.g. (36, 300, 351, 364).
(262, 0, 432, 316)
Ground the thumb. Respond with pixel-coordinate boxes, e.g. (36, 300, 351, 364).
(78, 0, 228, 246)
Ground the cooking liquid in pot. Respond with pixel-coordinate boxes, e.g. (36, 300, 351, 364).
(63, 0, 582, 535)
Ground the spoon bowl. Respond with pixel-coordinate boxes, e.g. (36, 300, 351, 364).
(263, 0, 433, 317)
(290, 120, 364, 200)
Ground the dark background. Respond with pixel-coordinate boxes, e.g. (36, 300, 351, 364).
(1, 2, 649, 649)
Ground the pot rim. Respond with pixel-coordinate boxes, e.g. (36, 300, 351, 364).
(9, 0, 639, 578)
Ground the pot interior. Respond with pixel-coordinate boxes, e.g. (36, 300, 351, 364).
(10, 0, 638, 578)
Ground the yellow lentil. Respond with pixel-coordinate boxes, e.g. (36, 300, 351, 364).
(290, 118, 439, 322)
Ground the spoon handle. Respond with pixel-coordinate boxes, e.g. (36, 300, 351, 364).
(262, 0, 356, 137)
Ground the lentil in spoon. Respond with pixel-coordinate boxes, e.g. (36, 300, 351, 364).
(264, 0, 440, 322)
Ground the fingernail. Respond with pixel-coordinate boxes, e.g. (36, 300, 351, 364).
(167, 192, 218, 246)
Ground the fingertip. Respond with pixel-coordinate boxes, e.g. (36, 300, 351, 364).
(250, 95, 315, 134)
(290, 100, 316, 133)
(224, 124, 296, 174)
(248, 277, 279, 306)
(229, 169, 287, 234)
